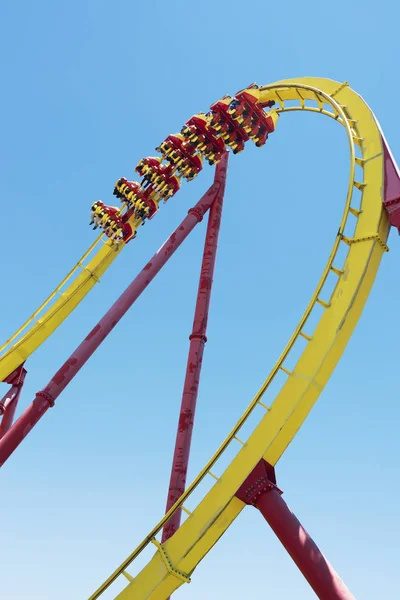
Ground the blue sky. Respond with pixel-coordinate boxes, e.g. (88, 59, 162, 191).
(1, 1, 399, 598)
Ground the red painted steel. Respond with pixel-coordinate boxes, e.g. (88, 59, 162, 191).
(0, 171, 227, 467)
(162, 153, 228, 543)
(381, 135, 400, 231)
(0, 385, 23, 439)
(237, 459, 355, 600)
(0, 365, 26, 439)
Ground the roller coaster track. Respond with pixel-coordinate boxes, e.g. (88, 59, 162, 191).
(1, 76, 398, 598)
(84, 77, 396, 599)
(0, 233, 122, 382)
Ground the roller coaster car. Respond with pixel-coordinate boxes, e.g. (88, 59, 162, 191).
(155, 134, 203, 181)
(133, 196, 158, 220)
(135, 157, 181, 200)
(232, 84, 275, 108)
(207, 97, 248, 154)
(227, 90, 278, 147)
(113, 178, 159, 220)
(114, 177, 151, 211)
(90, 201, 130, 244)
(181, 114, 226, 165)
(136, 156, 162, 171)
(113, 177, 145, 209)
(114, 178, 142, 207)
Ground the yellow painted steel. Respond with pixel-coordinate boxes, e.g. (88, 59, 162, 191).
(89, 77, 391, 599)
(0, 236, 124, 382)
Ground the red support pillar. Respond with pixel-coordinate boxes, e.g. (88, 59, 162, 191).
(162, 153, 228, 543)
(236, 460, 355, 600)
(0, 172, 226, 468)
(0, 365, 26, 439)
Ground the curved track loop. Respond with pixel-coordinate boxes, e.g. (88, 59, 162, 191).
(89, 77, 390, 599)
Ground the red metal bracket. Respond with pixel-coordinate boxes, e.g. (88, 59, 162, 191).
(235, 459, 355, 600)
(382, 136, 400, 232)
(0, 364, 27, 439)
(3, 363, 26, 386)
(236, 458, 282, 506)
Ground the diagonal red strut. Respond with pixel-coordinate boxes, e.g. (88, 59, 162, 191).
(162, 152, 228, 543)
(237, 459, 355, 599)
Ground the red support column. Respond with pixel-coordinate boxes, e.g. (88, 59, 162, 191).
(0, 172, 226, 468)
(0, 365, 26, 439)
(236, 460, 355, 600)
(162, 152, 229, 543)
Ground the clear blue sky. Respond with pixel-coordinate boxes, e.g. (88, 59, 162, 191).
(1, 1, 399, 598)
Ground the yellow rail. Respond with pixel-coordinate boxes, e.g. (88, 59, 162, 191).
(88, 77, 390, 599)
(0, 236, 124, 382)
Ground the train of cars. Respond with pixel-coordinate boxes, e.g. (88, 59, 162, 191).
(90, 84, 278, 245)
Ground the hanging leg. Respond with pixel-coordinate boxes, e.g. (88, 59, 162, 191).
(236, 459, 355, 600)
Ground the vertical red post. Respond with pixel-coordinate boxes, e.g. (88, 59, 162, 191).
(236, 460, 355, 600)
(0, 176, 225, 468)
(162, 153, 228, 543)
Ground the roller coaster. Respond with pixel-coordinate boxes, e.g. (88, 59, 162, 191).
(1, 77, 400, 599)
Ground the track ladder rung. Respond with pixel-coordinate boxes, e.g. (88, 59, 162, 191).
(330, 266, 344, 276)
(316, 298, 331, 309)
(313, 91, 324, 110)
(341, 235, 352, 246)
(355, 157, 366, 167)
(258, 400, 271, 410)
(122, 571, 134, 583)
(78, 262, 101, 283)
(279, 366, 292, 376)
(353, 136, 364, 146)
(234, 436, 245, 446)
(274, 91, 284, 110)
(349, 207, 362, 217)
(299, 331, 313, 341)
(181, 505, 192, 516)
(207, 471, 220, 481)
(354, 181, 366, 191)
(295, 89, 305, 108)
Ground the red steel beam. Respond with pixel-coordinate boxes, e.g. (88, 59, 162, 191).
(162, 152, 228, 543)
(0, 166, 228, 468)
(381, 134, 400, 231)
(0, 365, 27, 439)
(0, 385, 23, 439)
(236, 460, 355, 600)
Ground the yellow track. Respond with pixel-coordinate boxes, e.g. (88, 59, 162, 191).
(87, 77, 391, 599)
(0, 235, 126, 382)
